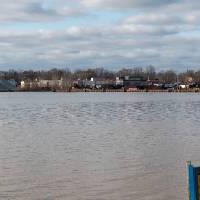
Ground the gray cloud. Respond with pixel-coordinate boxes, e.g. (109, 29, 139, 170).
(0, 0, 199, 70)
(81, 0, 181, 9)
(0, 23, 199, 70)
(0, 0, 84, 23)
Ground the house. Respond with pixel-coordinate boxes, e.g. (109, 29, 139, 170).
(121, 76, 148, 89)
(21, 79, 63, 89)
(21, 81, 26, 89)
(116, 77, 124, 87)
(38, 80, 63, 88)
(73, 78, 95, 89)
(74, 78, 115, 89)
(95, 80, 115, 89)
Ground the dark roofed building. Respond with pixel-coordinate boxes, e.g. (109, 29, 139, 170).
(122, 76, 147, 89)
(0, 80, 17, 92)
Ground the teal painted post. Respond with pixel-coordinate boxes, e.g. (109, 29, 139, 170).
(187, 161, 198, 200)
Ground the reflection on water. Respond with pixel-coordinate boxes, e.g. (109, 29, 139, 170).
(0, 93, 200, 199)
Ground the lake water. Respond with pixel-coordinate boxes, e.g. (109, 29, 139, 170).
(0, 92, 200, 200)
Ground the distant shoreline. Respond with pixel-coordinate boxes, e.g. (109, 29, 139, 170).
(11, 88, 200, 93)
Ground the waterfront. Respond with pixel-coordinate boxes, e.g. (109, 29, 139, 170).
(1, 93, 200, 199)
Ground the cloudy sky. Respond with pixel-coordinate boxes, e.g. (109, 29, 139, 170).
(0, 0, 199, 71)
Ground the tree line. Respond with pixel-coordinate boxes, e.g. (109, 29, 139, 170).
(1, 66, 200, 84)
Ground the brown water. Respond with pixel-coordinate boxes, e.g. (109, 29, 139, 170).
(0, 92, 200, 200)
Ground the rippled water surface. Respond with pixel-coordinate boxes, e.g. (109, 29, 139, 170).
(0, 92, 200, 200)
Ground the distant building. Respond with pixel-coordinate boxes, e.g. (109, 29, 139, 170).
(121, 76, 147, 89)
(116, 77, 124, 86)
(73, 78, 95, 89)
(21, 79, 63, 89)
(20, 81, 25, 88)
(73, 77, 116, 89)
(37, 80, 63, 88)
(0, 80, 16, 92)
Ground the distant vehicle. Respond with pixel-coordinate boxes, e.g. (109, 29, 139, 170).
(163, 83, 175, 89)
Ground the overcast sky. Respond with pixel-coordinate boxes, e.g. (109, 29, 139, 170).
(0, 0, 199, 71)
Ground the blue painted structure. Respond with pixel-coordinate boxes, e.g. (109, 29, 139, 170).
(188, 161, 200, 200)
(0, 80, 16, 92)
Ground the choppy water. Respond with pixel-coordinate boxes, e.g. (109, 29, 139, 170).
(0, 92, 200, 200)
